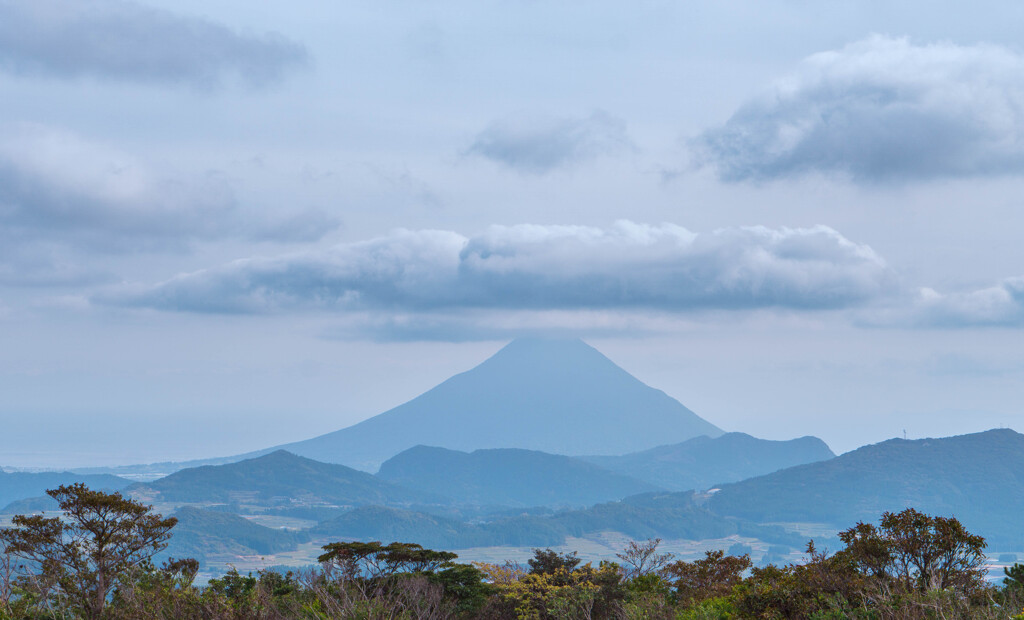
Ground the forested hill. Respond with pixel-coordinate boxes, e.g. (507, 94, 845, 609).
(311, 491, 804, 551)
(133, 450, 441, 507)
(708, 428, 1024, 546)
(377, 446, 660, 507)
(272, 338, 723, 471)
(582, 432, 835, 491)
(162, 507, 308, 564)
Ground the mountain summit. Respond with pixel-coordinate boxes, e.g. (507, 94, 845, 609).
(277, 338, 722, 471)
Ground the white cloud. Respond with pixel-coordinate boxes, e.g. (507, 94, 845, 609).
(906, 278, 1024, 327)
(467, 111, 631, 174)
(0, 0, 308, 88)
(693, 36, 1024, 183)
(102, 221, 895, 319)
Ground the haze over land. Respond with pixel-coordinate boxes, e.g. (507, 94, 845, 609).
(2, 338, 1023, 584)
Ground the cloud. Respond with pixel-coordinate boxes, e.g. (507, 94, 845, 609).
(0, 0, 307, 87)
(0, 123, 340, 284)
(905, 278, 1024, 327)
(0, 123, 238, 252)
(467, 111, 631, 174)
(324, 312, 653, 343)
(102, 221, 895, 316)
(693, 36, 1024, 183)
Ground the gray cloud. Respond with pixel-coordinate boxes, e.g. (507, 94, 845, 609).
(102, 221, 895, 315)
(693, 36, 1024, 183)
(0, 124, 240, 252)
(907, 279, 1024, 327)
(0, 0, 307, 87)
(0, 124, 340, 285)
(467, 111, 631, 174)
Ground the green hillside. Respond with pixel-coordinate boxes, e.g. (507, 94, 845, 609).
(708, 428, 1024, 546)
(162, 507, 308, 564)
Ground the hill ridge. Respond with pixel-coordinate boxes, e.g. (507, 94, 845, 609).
(707, 428, 1024, 546)
(377, 444, 660, 507)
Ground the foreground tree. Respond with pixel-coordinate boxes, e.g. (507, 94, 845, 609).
(838, 507, 987, 593)
(616, 538, 674, 579)
(318, 541, 458, 580)
(0, 483, 178, 620)
(527, 548, 581, 576)
(666, 549, 752, 606)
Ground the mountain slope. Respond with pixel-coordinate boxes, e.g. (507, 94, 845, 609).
(377, 446, 660, 507)
(0, 470, 131, 509)
(583, 433, 835, 491)
(707, 428, 1024, 546)
(136, 450, 439, 507)
(278, 338, 722, 471)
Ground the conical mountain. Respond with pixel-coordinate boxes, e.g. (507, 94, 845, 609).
(276, 338, 722, 471)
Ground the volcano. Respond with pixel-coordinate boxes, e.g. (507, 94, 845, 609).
(276, 338, 722, 471)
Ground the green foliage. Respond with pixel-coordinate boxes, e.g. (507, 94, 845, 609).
(429, 563, 493, 614)
(1006, 563, 1024, 591)
(2, 488, 1022, 620)
(676, 596, 737, 620)
(318, 540, 459, 579)
(528, 548, 582, 576)
(665, 550, 752, 607)
(482, 562, 625, 620)
(838, 507, 987, 593)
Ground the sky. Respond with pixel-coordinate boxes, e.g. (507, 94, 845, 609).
(3, 0, 1024, 467)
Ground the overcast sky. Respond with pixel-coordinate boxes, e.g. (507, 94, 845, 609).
(4, 0, 1024, 467)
